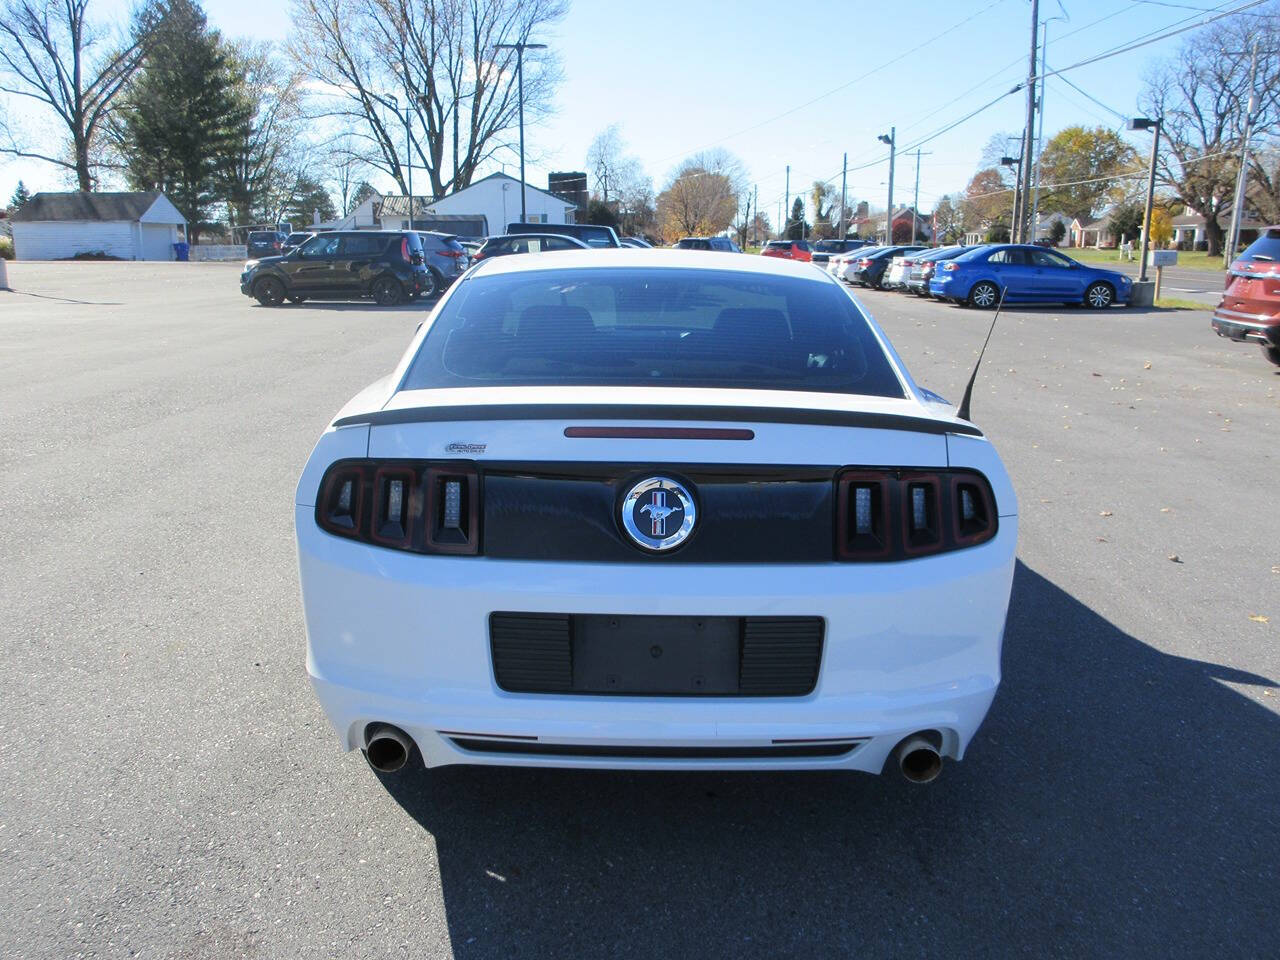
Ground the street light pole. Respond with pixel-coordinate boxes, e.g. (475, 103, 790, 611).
(405, 105, 413, 224)
(1001, 155, 1022, 241)
(878, 129, 895, 243)
(1129, 117, 1162, 283)
(494, 40, 547, 224)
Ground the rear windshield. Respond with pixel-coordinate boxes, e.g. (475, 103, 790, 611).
(764, 241, 790, 249)
(676, 239, 711, 249)
(1240, 228, 1280, 262)
(249, 232, 277, 242)
(402, 267, 904, 397)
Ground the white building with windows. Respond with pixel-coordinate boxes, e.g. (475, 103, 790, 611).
(11, 192, 186, 261)
(422, 172, 576, 234)
(331, 173, 577, 238)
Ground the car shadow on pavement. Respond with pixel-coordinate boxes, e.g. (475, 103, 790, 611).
(256, 299, 438, 312)
(377, 560, 1278, 958)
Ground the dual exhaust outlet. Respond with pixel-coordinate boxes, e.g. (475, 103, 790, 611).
(363, 723, 944, 783)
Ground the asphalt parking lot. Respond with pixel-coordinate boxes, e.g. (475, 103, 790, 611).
(1, 261, 1277, 959)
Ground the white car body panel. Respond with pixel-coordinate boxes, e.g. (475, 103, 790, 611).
(295, 250, 1019, 775)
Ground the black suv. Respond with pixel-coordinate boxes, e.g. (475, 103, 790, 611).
(506, 221, 620, 248)
(240, 231, 430, 307)
(247, 230, 287, 258)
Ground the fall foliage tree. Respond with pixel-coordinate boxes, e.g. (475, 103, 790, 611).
(1037, 125, 1138, 222)
(656, 149, 744, 241)
(963, 168, 1012, 235)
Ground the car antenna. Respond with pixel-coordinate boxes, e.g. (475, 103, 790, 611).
(956, 286, 1006, 423)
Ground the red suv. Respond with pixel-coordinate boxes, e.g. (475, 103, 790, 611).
(761, 240, 812, 262)
(1212, 227, 1280, 366)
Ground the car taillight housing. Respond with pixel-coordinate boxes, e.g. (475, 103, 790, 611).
(902, 259, 915, 267)
(316, 459, 480, 555)
(439, 248, 465, 258)
(943, 262, 961, 272)
(858, 258, 872, 266)
(835, 468, 996, 561)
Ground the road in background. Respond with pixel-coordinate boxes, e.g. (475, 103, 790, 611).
(1093, 258, 1226, 305)
(1, 263, 1277, 959)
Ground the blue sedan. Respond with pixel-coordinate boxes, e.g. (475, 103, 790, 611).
(929, 244, 1132, 308)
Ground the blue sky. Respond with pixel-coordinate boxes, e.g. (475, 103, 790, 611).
(0, 0, 1251, 220)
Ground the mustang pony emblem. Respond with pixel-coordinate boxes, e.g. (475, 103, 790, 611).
(640, 490, 680, 535)
(621, 477, 697, 551)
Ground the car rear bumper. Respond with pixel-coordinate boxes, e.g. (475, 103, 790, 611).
(297, 507, 1017, 773)
(1212, 308, 1280, 346)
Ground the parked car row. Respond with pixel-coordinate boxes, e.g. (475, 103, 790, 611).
(826, 241, 1134, 309)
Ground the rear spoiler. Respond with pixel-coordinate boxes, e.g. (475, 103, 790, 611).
(332, 403, 984, 437)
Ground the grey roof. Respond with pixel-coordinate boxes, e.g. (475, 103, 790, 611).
(13, 191, 164, 223)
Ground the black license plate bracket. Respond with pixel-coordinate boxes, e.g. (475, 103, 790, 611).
(571, 615, 740, 695)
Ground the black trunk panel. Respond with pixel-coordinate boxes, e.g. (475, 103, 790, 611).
(481, 464, 835, 563)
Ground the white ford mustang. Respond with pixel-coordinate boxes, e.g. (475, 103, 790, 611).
(296, 249, 1017, 783)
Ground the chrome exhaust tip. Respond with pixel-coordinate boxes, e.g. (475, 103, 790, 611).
(364, 723, 413, 773)
(893, 734, 943, 784)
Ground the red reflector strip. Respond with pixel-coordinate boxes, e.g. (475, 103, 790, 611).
(564, 426, 755, 440)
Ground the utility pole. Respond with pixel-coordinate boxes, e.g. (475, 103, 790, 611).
(839, 152, 848, 238)
(878, 128, 896, 242)
(1224, 40, 1260, 266)
(1018, 0, 1040, 243)
(1029, 19, 1049, 241)
(1130, 117, 1163, 283)
(494, 40, 547, 223)
(752, 184, 758, 245)
(784, 165, 790, 239)
(910, 149, 931, 244)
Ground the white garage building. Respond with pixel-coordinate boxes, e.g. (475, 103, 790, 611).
(11, 192, 187, 261)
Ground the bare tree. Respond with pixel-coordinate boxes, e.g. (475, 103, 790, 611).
(585, 123, 653, 234)
(0, 0, 157, 190)
(326, 134, 371, 215)
(1139, 7, 1280, 256)
(223, 40, 307, 229)
(290, 0, 566, 199)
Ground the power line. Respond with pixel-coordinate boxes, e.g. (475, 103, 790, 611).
(745, 0, 1265, 219)
(651, 0, 1010, 168)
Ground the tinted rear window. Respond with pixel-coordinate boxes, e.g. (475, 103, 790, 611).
(1241, 228, 1280, 262)
(402, 268, 903, 398)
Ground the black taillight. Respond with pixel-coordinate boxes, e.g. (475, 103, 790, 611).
(316, 459, 480, 555)
(835, 468, 996, 561)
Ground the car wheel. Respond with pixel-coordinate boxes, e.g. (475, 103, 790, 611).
(1262, 344, 1280, 367)
(1084, 282, 1115, 309)
(287, 295, 307, 304)
(968, 281, 1000, 309)
(254, 276, 285, 307)
(371, 275, 403, 306)
(420, 270, 440, 299)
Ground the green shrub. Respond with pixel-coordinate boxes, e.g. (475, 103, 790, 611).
(0, 236, 13, 260)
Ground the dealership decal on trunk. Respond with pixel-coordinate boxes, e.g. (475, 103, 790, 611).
(621, 477, 697, 552)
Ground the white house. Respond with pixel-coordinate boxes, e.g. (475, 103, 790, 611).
(11, 192, 186, 261)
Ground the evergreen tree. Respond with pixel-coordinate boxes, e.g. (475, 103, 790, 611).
(785, 196, 808, 241)
(279, 177, 338, 228)
(9, 181, 32, 211)
(112, 0, 251, 242)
